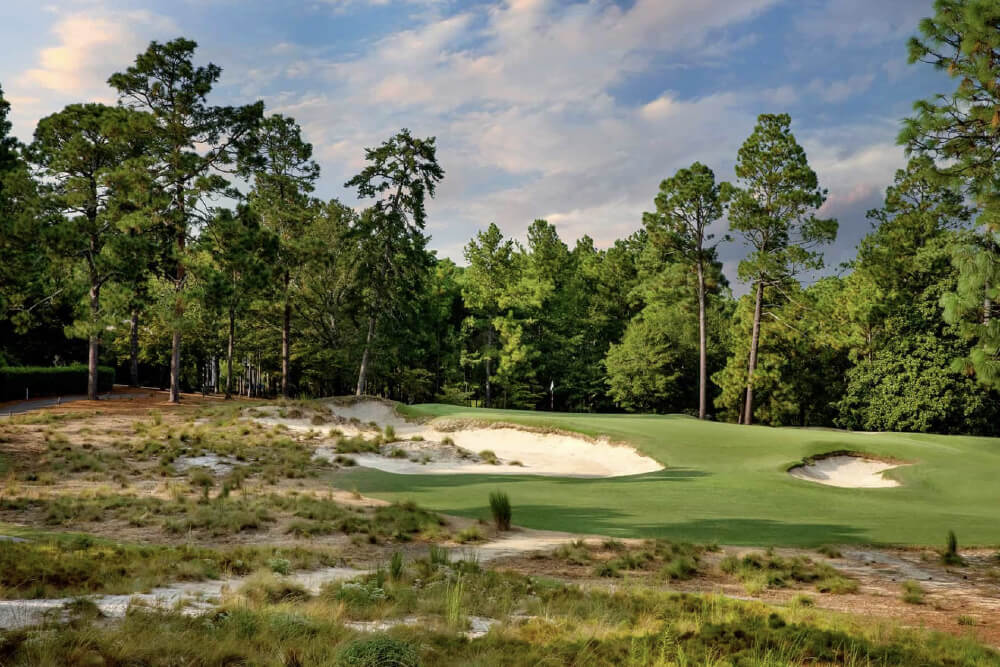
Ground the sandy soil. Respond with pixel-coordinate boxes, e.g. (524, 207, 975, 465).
(254, 399, 663, 478)
(788, 455, 904, 488)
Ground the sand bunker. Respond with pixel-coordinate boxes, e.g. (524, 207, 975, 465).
(253, 399, 662, 478)
(789, 454, 904, 488)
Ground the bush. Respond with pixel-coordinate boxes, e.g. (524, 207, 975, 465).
(337, 636, 420, 667)
(489, 490, 511, 531)
(0, 365, 115, 401)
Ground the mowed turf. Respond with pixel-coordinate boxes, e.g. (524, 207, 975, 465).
(334, 404, 1000, 547)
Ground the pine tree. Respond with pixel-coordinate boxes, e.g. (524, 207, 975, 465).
(727, 113, 837, 424)
(900, 0, 1000, 391)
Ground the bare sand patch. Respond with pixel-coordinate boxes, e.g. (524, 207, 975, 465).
(789, 454, 905, 488)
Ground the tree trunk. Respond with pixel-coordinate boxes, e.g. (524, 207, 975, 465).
(129, 308, 139, 387)
(356, 315, 375, 396)
(743, 281, 764, 426)
(282, 270, 291, 397)
(696, 260, 707, 420)
(225, 308, 235, 399)
(985, 281, 992, 326)
(484, 327, 493, 408)
(170, 187, 185, 404)
(87, 284, 100, 401)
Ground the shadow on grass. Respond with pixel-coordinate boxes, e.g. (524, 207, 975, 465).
(501, 506, 870, 546)
(335, 466, 709, 492)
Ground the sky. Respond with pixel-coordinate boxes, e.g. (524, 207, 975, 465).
(0, 0, 951, 290)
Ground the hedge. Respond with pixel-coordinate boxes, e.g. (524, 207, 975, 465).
(0, 365, 115, 402)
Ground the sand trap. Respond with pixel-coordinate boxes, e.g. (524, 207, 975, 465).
(789, 455, 904, 488)
(284, 399, 662, 478)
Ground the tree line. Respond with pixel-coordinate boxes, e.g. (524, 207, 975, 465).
(1, 1, 997, 434)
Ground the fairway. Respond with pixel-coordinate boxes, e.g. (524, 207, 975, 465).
(336, 404, 1000, 547)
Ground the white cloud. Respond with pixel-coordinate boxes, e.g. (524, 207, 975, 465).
(19, 10, 177, 94)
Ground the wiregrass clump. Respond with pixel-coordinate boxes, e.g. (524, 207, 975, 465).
(489, 490, 511, 531)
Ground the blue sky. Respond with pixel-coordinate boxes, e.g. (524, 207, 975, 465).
(0, 0, 949, 289)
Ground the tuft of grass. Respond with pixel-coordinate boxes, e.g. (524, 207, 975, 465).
(816, 545, 842, 559)
(720, 551, 857, 594)
(455, 526, 485, 544)
(942, 530, 964, 566)
(957, 615, 977, 626)
(389, 551, 404, 581)
(489, 490, 512, 531)
(901, 580, 926, 605)
(478, 449, 500, 465)
(383, 425, 396, 441)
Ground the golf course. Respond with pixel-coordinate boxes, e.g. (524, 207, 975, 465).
(337, 403, 1000, 547)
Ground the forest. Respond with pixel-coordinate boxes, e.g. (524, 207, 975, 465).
(0, 7, 998, 436)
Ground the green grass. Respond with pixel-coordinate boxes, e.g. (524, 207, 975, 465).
(340, 404, 1000, 546)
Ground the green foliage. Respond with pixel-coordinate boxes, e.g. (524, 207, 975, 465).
(0, 365, 114, 401)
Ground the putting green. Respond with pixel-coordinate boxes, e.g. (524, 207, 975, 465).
(333, 405, 1000, 547)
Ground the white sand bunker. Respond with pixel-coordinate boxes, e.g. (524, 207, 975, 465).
(789, 454, 905, 488)
(258, 399, 663, 478)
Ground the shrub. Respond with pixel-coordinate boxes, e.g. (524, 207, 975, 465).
(0, 365, 114, 401)
(336, 636, 420, 667)
(489, 490, 511, 531)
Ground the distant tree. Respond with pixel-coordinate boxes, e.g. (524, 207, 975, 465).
(345, 129, 444, 396)
(462, 223, 516, 407)
(198, 205, 277, 398)
(109, 37, 263, 402)
(727, 113, 837, 424)
(900, 0, 1000, 391)
(243, 114, 320, 397)
(642, 162, 727, 419)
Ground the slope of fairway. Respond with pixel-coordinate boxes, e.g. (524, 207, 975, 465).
(333, 404, 1000, 547)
